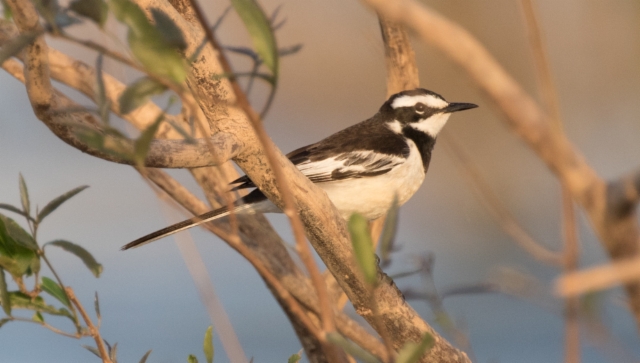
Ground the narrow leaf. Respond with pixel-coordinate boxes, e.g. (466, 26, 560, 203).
(134, 113, 164, 166)
(0, 268, 11, 316)
(187, 354, 199, 363)
(395, 333, 435, 363)
(41, 277, 71, 309)
(37, 185, 89, 223)
(348, 213, 377, 285)
(287, 350, 302, 363)
(7, 291, 74, 319)
(69, 0, 108, 27)
(138, 350, 152, 363)
(95, 54, 110, 124)
(94, 291, 101, 325)
(0, 214, 38, 251)
(110, 0, 186, 83)
(46, 240, 102, 277)
(119, 77, 167, 115)
(379, 195, 399, 267)
(0, 215, 39, 278)
(32, 311, 44, 323)
(326, 332, 382, 363)
(230, 0, 279, 81)
(151, 8, 187, 50)
(2, 0, 12, 20)
(203, 326, 214, 363)
(18, 174, 30, 216)
(83, 345, 102, 359)
(0, 203, 35, 222)
(0, 317, 10, 328)
(0, 32, 40, 66)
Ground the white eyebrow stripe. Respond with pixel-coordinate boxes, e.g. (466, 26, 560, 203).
(391, 94, 448, 109)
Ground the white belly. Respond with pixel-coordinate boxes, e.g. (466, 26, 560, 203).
(249, 141, 426, 220)
(318, 141, 425, 219)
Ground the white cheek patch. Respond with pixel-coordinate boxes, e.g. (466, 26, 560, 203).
(391, 94, 448, 109)
(385, 120, 403, 134)
(410, 112, 451, 137)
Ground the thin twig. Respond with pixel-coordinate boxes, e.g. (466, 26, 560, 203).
(9, 316, 80, 338)
(519, 2, 581, 361)
(65, 287, 112, 363)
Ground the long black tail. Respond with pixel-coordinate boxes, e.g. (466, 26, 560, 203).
(121, 191, 267, 250)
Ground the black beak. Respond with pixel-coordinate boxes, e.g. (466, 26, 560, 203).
(444, 102, 478, 113)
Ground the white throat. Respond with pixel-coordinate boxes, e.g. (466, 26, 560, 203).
(410, 113, 451, 137)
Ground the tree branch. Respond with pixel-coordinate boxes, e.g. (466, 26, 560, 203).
(130, 1, 466, 360)
(361, 0, 640, 331)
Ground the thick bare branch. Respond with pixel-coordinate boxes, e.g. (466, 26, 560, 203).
(129, 1, 466, 360)
(362, 0, 640, 331)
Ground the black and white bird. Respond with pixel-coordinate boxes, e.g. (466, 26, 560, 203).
(123, 88, 477, 250)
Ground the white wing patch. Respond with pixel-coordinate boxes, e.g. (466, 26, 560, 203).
(391, 94, 448, 109)
(296, 151, 405, 183)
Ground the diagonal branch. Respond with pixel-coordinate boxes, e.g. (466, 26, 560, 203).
(134, 1, 467, 361)
(361, 0, 640, 331)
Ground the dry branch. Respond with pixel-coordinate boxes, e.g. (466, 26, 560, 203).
(362, 0, 640, 331)
(132, 0, 467, 360)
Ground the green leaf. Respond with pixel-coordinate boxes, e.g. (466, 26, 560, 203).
(0, 32, 40, 66)
(41, 277, 71, 309)
(0, 317, 10, 328)
(151, 8, 187, 51)
(46, 240, 102, 278)
(18, 173, 30, 216)
(95, 54, 110, 124)
(32, 311, 44, 323)
(37, 185, 89, 223)
(203, 326, 214, 363)
(119, 77, 167, 115)
(7, 291, 74, 319)
(83, 345, 102, 359)
(0, 215, 40, 278)
(138, 350, 152, 363)
(94, 291, 101, 325)
(378, 195, 399, 266)
(230, 0, 279, 82)
(348, 213, 377, 286)
(0, 204, 35, 222)
(187, 354, 199, 363)
(326, 332, 382, 363)
(0, 268, 11, 316)
(395, 333, 435, 363)
(287, 350, 302, 363)
(133, 114, 164, 166)
(70, 0, 108, 27)
(2, 0, 12, 20)
(0, 214, 37, 251)
(110, 0, 187, 83)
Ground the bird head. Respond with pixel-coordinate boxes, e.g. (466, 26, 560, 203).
(381, 88, 477, 137)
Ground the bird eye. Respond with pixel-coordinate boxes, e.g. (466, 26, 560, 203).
(414, 103, 426, 113)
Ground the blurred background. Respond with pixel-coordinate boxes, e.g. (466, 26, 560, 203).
(2, 0, 640, 362)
